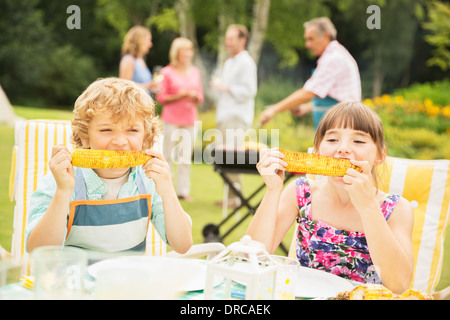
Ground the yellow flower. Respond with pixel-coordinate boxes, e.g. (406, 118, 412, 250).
(424, 98, 434, 108)
(363, 98, 373, 108)
(373, 96, 383, 105)
(442, 106, 450, 118)
(381, 94, 391, 104)
(426, 104, 441, 117)
(394, 95, 404, 104)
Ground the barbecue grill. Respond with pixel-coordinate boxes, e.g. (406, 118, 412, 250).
(202, 145, 294, 254)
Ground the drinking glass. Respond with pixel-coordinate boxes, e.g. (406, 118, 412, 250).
(258, 255, 299, 300)
(272, 255, 299, 299)
(32, 246, 87, 300)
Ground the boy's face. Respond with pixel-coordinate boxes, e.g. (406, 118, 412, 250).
(81, 112, 145, 177)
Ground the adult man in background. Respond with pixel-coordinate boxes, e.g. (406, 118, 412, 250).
(260, 17, 361, 129)
(211, 24, 258, 208)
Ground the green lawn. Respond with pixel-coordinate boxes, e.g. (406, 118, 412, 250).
(1, 106, 448, 292)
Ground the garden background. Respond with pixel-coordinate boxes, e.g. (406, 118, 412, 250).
(0, 0, 449, 290)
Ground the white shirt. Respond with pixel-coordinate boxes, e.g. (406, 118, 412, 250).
(216, 50, 257, 125)
(101, 171, 130, 200)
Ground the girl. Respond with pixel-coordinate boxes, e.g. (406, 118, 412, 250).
(247, 102, 414, 293)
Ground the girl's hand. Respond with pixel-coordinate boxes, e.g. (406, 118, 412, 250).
(343, 160, 376, 211)
(256, 148, 287, 191)
(49, 145, 75, 191)
(142, 149, 173, 194)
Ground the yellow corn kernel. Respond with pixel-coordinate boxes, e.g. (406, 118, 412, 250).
(399, 289, 434, 300)
(71, 149, 151, 169)
(279, 149, 361, 176)
(335, 285, 435, 300)
(349, 284, 394, 300)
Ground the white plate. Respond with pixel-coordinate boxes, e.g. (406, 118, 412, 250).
(88, 256, 222, 292)
(296, 266, 354, 298)
(229, 262, 354, 298)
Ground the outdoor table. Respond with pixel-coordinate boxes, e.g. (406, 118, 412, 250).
(0, 253, 356, 300)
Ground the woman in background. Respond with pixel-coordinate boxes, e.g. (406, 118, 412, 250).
(119, 26, 160, 95)
(156, 37, 204, 202)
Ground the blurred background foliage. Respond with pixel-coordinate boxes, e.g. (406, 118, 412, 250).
(1, 0, 449, 107)
(0, 0, 449, 160)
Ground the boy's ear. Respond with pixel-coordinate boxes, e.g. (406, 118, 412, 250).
(80, 137, 90, 149)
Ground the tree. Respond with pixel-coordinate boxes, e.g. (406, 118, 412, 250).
(152, 0, 272, 109)
(422, 0, 450, 71)
(336, 0, 423, 97)
(248, 0, 271, 64)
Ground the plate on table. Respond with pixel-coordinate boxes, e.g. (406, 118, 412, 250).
(228, 262, 354, 299)
(296, 266, 354, 298)
(88, 256, 222, 292)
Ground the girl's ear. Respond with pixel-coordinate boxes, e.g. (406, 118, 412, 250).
(376, 147, 387, 166)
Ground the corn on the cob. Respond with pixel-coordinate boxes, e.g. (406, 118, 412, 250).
(333, 284, 435, 300)
(71, 149, 151, 169)
(349, 284, 394, 300)
(279, 149, 361, 176)
(399, 289, 434, 300)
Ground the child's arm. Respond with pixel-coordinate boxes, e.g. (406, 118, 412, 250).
(247, 149, 298, 253)
(142, 149, 192, 254)
(345, 160, 414, 293)
(27, 146, 75, 252)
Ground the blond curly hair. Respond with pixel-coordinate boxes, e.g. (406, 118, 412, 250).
(121, 26, 151, 57)
(71, 78, 161, 150)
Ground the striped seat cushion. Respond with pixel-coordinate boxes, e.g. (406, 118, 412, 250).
(378, 156, 450, 292)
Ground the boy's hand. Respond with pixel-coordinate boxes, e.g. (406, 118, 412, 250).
(49, 145, 75, 191)
(142, 149, 173, 194)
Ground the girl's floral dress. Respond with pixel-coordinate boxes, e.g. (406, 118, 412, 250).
(295, 177, 400, 284)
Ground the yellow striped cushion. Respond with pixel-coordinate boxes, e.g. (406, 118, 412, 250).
(10, 120, 166, 258)
(10, 120, 73, 258)
(378, 156, 450, 292)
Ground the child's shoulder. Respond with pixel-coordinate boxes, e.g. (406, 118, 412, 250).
(31, 170, 60, 199)
(294, 176, 320, 189)
(288, 176, 324, 197)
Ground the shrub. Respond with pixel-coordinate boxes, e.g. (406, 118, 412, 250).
(38, 45, 99, 106)
(195, 78, 449, 161)
(364, 80, 450, 140)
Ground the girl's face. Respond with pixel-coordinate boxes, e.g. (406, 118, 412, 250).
(318, 127, 381, 169)
(81, 112, 145, 178)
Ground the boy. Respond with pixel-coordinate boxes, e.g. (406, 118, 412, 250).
(26, 78, 193, 254)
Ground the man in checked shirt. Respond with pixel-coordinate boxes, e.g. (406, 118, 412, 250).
(260, 17, 361, 130)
